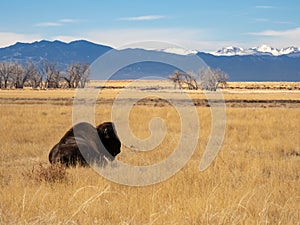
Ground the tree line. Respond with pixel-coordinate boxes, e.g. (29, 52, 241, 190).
(0, 60, 228, 91)
(0, 61, 89, 89)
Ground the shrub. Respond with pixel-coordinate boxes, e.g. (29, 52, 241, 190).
(23, 163, 67, 183)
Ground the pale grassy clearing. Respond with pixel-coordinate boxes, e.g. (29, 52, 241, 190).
(0, 82, 299, 224)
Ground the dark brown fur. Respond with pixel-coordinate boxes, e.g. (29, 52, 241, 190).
(49, 122, 121, 167)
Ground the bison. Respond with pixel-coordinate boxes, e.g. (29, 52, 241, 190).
(49, 122, 121, 167)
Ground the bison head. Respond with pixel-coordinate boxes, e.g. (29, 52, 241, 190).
(97, 122, 121, 158)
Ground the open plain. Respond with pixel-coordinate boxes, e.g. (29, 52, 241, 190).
(0, 81, 299, 224)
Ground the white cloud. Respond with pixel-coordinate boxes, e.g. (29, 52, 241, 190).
(53, 26, 300, 52)
(274, 21, 295, 25)
(35, 22, 62, 27)
(80, 28, 208, 50)
(34, 19, 80, 27)
(59, 19, 78, 23)
(253, 18, 269, 22)
(247, 27, 300, 48)
(255, 5, 275, 9)
(119, 15, 165, 21)
(0, 32, 43, 48)
(51, 28, 257, 52)
(248, 27, 300, 37)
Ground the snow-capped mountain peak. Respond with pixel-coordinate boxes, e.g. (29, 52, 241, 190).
(211, 45, 300, 56)
(254, 45, 280, 56)
(161, 47, 198, 55)
(279, 46, 300, 55)
(213, 46, 245, 56)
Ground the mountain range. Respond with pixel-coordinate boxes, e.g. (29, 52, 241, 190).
(0, 40, 112, 66)
(211, 45, 300, 57)
(0, 40, 299, 81)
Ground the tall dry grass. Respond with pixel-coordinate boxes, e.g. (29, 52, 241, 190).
(0, 84, 299, 224)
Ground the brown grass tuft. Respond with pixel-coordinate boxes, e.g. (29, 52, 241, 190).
(23, 163, 67, 183)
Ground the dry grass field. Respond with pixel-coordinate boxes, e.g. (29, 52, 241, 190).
(0, 81, 299, 224)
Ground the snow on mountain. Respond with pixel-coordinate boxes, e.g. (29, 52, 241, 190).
(211, 45, 300, 56)
(279, 46, 300, 55)
(212, 46, 245, 56)
(161, 47, 198, 55)
(255, 45, 280, 56)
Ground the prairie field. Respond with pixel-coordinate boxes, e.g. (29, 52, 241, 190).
(0, 81, 299, 225)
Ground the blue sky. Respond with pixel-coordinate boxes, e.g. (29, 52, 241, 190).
(0, 0, 299, 51)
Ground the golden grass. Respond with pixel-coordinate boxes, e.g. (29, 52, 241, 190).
(226, 81, 300, 90)
(0, 82, 300, 224)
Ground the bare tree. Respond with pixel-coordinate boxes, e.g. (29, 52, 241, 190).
(215, 68, 229, 89)
(168, 71, 198, 90)
(199, 67, 228, 91)
(79, 63, 90, 88)
(0, 61, 91, 89)
(39, 61, 61, 89)
(25, 61, 43, 88)
(11, 63, 29, 89)
(0, 62, 15, 89)
(168, 71, 182, 89)
(168, 68, 228, 91)
(184, 71, 198, 90)
(64, 63, 89, 88)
